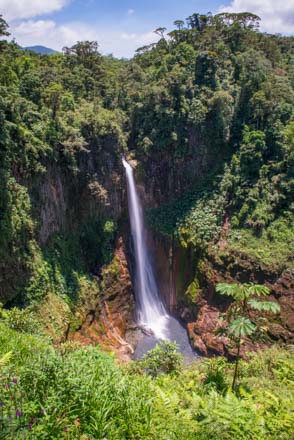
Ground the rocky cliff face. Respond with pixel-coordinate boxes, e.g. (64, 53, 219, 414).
(31, 148, 138, 357)
(71, 237, 135, 361)
(0, 123, 140, 356)
(0, 129, 128, 305)
(137, 129, 217, 206)
(32, 148, 124, 246)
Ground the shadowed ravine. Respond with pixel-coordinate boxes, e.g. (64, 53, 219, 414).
(123, 158, 195, 360)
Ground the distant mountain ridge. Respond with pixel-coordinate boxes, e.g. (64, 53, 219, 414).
(24, 45, 58, 55)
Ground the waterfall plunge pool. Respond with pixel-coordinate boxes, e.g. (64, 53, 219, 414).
(131, 316, 196, 362)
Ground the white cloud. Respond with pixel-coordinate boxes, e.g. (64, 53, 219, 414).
(11, 19, 159, 58)
(220, 0, 294, 34)
(12, 20, 99, 49)
(127, 9, 135, 16)
(13, 19, 56, 37)
(0, 0, 70, 21)
(121, 31, 157, 44)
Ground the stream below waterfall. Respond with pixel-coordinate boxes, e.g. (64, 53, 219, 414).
(123, 158, 196, 361)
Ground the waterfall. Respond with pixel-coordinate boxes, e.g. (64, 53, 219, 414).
(122, 158, 168, 339)
(122, 158, 195, 360)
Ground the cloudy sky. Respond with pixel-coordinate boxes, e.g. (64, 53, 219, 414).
(0, 0, 293, 58)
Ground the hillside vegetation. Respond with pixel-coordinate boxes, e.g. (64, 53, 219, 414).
(0, 11, 293, 439)
(0, 12, 293, 306)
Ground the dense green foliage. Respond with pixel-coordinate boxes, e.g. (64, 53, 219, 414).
(0, 12, 293, 439)
(0, 323, 293, 439)
(0, 12, 293, 305)
(129, 13, 294, 267)
(0, 20, 122, 304)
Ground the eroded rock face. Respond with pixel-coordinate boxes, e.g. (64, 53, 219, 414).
(37, 166, 67, 245)
(34, 155, 124, 246)
(72, 238, 136, 361)
(206, 255, 294, 341)
(187, 302, 229, 356)
(272, 269, 294, 337)
(185, 254, 294, 357)
(187, 300, 269, 358)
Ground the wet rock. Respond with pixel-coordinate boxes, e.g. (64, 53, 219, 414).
(272, 270, 294, 338)
(187, 324, 208, 355)
(125, 326, 143, 348)
(181, 307, 194, 322)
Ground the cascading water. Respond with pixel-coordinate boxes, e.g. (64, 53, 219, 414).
(122, 158, 168, 339)
(123, 158, 196, 360)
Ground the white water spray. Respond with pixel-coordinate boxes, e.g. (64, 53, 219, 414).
(123, 158, 168, 339)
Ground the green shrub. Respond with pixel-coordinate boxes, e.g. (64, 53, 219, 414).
(0, 306, 41, 334)
(203, 357, 229, 394)
(137, 341, 183, 377)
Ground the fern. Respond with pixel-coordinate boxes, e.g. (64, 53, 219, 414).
(0, 351, 12, 368)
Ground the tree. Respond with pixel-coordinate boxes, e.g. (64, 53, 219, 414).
(239, 127, 266, 180)
(44, 83, 64, 119)
(186, 13, 211, 31)
(154, 27, 167, 39)
(0, 15, 10, 37)
(283, 121, 294, 173)
(195, 51, 219, 88)
(216, 282, 280, 390)
(135, 43, 156, 54)
(19, 72, 42, 104)
(216, 12, 260, 30)
(63, 41, 101, 69)
(280, 121, 294, 202)
(174, 20, 185, 30)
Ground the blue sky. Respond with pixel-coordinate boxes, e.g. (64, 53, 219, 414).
(1, 0, 293, 57)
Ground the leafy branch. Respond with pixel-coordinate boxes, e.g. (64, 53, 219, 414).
(216, 282, 280, 390)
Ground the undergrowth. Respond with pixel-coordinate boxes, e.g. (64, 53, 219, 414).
(0, 322, 293, 439)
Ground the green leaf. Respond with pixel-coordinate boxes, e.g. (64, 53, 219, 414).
(228, 318, 256, 337)
(248, 299, 280, 313)
(216, 282, 270, 300)
(246, 284, 271, 297)
(216, 283, 243, 299)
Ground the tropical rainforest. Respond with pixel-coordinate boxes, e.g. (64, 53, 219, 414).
(0, 11, 293, 439)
